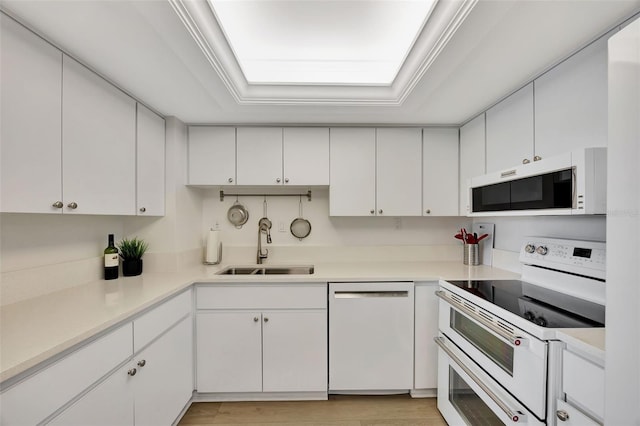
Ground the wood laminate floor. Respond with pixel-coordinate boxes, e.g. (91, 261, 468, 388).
(178, 395, 447, 426)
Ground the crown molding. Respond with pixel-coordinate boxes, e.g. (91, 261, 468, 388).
(169, 0, 478, 106)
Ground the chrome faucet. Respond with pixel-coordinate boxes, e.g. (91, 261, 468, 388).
(257, 218, 272, 264)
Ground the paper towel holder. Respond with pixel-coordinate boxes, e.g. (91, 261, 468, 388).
(204, 243, 222, 265)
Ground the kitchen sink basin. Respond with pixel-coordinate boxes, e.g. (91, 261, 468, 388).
(216, 265, 314, 275)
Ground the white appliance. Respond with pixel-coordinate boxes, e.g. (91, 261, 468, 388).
(328, 282, 414, 392)
(469, 148, 607, 216)
(436, 238, 606, 425)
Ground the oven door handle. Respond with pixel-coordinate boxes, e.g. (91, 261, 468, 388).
(435, 337, 526, 423)
(435, 290, 528, 347)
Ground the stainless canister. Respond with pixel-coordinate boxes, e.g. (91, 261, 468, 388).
(463, 244, 479, 265)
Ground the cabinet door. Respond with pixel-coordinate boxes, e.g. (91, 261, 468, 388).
(196, 311, 262, 393)
(134, 316, 193, 426)
(414, 283, 439, 390)
(0, 15, 63, 214)
(188, 126, 236, 185)
(486, 83, 534, 172)
(62, 55, 136, 215)
(47, 364, 134, 426)
(459, 114, 486, 215)
(422, 128, 458, 216)
(262, 310, 327, 392)
(236, 127, 283, 185)
(376, 128, 423, 216)
(136, 104, 165, 216)
(535, 35, 608, 159)
(329, 128, 376, 216)
(283, 127, 329, 185)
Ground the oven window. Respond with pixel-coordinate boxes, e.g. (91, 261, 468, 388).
(451, 310, 515, 375)
(449, 367, 503, 425)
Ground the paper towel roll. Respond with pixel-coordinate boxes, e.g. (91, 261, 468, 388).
(205, 229, 222, 264)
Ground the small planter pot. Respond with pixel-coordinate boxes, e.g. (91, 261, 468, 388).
(122, 259, 143, 277)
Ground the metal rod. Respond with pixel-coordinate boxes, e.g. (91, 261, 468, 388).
(220, 190, 312, 202)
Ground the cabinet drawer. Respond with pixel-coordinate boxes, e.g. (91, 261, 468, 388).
(133, 290, 191, 353)
(197, 284, 327, 310)
(0, 323, 133, 426)
(562, 350, 604, 419)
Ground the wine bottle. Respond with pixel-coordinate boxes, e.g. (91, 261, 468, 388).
(104, 234, 119, 280)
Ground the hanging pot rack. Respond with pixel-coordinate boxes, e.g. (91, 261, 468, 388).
(219, 190, 312, 202)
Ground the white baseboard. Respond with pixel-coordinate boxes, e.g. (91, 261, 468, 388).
(192, 391, 328, 402)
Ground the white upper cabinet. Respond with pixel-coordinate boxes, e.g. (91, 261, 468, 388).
(486, 83, 534, 173)
(329, 128, 377, 216)
(1, 15, 63, 214)
(136, 104, 165, 216)
(534, 35, 609, 158)
(283, 127, 329, 185)
(423, 128, 459, 216)
(236, 127, 283, 185)
(62, 55, 136, 215)
(459, 114, 486, 216)
(188, 126, 236, 185)
(376, 128, 423, 216)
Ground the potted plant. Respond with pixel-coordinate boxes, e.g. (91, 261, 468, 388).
(118, 237, 148, 276)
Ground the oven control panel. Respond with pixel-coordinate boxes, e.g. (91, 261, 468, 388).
(520, 237, 606, 275)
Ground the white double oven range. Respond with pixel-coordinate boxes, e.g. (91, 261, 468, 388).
(436, 238, 605, 425)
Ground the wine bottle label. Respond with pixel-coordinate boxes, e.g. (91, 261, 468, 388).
(104, 254, 119, 267)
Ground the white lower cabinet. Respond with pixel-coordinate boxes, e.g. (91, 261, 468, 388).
(133, 316, 193, 426)
(195, 284, 328, 396)
(556, 348, 605, 425)
(48, 363, 135, 426)
(413, 282, 439, 392)
(1, 291, 193, 426)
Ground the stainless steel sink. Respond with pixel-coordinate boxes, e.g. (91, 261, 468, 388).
(216, 265, 314, 275)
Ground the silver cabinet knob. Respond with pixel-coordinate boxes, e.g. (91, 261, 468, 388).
(370, 209, 375, 215)
(127, 368, 137, 376)
(425, 209, 431, 214)
(525, 244, 536, 253)
(276, 178, 281, 183)
(228, 177, 233, 183)
(52, 201, 63, 208)
(556, 410, 569, 422)
(533, 155, 542, 161)
(67, 202, 78, 209)
(137, 359, 146, 367)
(522, 158, 531, 164)
(378, 209, 383, 214)
(253, 317, 259, 322)
(263, 317, 269, 323)
(139, 207, 146, 213)
(284, 178, 289, 183)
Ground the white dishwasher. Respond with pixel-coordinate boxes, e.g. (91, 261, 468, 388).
(328, 282, 414, 392)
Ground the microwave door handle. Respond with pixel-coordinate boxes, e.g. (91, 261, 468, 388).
(571, 166, 577, 209)
(435, 337, 526, 423)
(435, 290, 528, 347)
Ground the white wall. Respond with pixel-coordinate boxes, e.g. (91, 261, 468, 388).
(201, 188, 470, 258)
(605, 18, 640, 425)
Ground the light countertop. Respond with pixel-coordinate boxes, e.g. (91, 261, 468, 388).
(556, 328, 606, 363)
(1, 261, 518, 383)
(2, 261, 609, 383)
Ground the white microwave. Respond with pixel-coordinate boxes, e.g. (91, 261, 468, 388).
(468, 148, 607, 216)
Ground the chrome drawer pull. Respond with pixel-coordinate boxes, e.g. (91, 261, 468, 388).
(435, 337, 525, 423)
(334, 291, 408, 299)
(435, 290, 527, 347)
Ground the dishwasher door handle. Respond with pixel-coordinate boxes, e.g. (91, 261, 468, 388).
(333, 291, 409, 298)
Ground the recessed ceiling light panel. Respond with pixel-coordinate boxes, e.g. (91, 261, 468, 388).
(208, 0, 437, 85)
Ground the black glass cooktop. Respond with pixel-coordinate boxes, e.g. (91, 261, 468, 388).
(446, 280, 605, 328)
